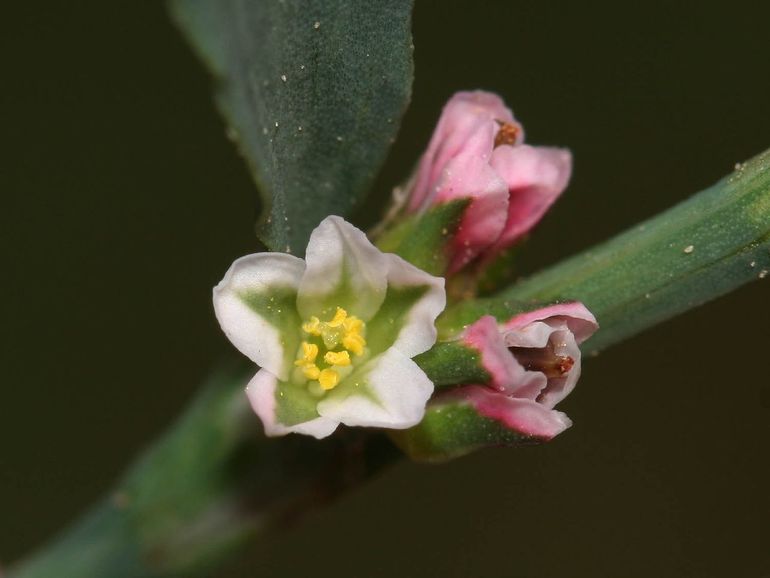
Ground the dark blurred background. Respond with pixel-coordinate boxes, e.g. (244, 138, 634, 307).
(2, 1, 769, 577)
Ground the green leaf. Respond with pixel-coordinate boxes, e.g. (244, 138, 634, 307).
(170, 0, 414, 254)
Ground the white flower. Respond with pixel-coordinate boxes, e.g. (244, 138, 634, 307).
(213, 216, 446, 439)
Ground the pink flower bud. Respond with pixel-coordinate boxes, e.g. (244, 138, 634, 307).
(442, 302, 597, 439)
(408, 91, 572, 273)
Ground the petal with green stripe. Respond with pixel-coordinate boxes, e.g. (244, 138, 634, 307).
(213, 253, 303, 379)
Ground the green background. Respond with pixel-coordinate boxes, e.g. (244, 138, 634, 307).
(2, 1, 769, 577)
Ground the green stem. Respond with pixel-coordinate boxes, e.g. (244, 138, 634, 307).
(9, 364, 399, 578)
(441, 148, 770, 353)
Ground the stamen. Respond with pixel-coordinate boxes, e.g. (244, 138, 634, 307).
(494, 121, 520, 148)
(327, 307, 348, 327)
(343, 332, 365, 356)
(342, 317, 363, 333)
(300, 342, 318, 363)
(297, 308, 367, 392)
(324, 350, 351, 366)
(318, 368, 339, 390)
(302, 365, 321, 380)
(510, 347, 574, 378)
(302, 316, 322, 336)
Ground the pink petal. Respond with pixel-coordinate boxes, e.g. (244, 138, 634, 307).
(245, 369, 281, 435)
(245, 369, 339, 439)
(504, 301, 598, 344)
(463, 315, 527, 391)
(502, 324, 583, 408)
(446, 385, 572, 439)
(409, 91, 519, 212)
(433, 154, 509, 273)
(489, 144, 572, 252)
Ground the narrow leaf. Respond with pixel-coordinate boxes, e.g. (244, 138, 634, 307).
(171, 0, 414, 253)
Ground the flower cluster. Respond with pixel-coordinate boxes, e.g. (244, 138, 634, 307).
(214, 91, 596, 453)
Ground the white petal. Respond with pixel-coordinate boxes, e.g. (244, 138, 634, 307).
(245, 370, 339, 439)
(537, 327, 582, 409)
(504, 301, 598, 344)
(381, 253, 446, 357)
(317, 348, 433, 429)
(213, 253, 304, 379)
(297, 216, 388, 321)
(503, 320, 583, 409)
(502, 320, 552, 348)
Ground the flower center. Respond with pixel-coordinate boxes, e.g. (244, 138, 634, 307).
(294, 307, 367, 395)
(509, 346, 574, 379)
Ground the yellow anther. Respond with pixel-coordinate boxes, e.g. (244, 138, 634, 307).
(342, 316, 363, 333)
(318, 368, 339, 390)
(300, 341, 318, 362)
(295, 341, 318, 368)
(343, 332, 366, 356)
(326, 307, 348, 328)
(324, 350, 351, 367)
(302, 316, 322, 336)
(298, 309, 367, 391)
(302, 364, 320, 380)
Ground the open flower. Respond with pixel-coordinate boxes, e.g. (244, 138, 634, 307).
(407, 91, 572, 272)
(213, 216, 446, 439)
(437, 302, 598, 439)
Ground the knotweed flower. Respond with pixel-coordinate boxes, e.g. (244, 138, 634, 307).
(213, 216, 446, 439)
(440, 303, 598, 439)
(407, 91, 572, 272)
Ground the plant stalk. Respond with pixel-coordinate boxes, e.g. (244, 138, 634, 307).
(11, 149, 770, 578)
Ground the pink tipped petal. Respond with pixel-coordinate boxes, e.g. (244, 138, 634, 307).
(245, 369, 282, 435)
(504, 301, 598, 343)
(502, 320, 554, 348)
(464, 315, 528, 391)
(245, 370, 339, 439)
(452, 385, 572, 439)
(451, 91, 516, 126)
(461, 302, 598, 421)
(502, 309, 589, 407)
(409, 91, 518, 212)
(436, 155, 509, 272)
(406, 91, 576, 275)
(429, 105, 497, 178)
(489, 145, 572, 251)
(503, 323, 583, 408)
